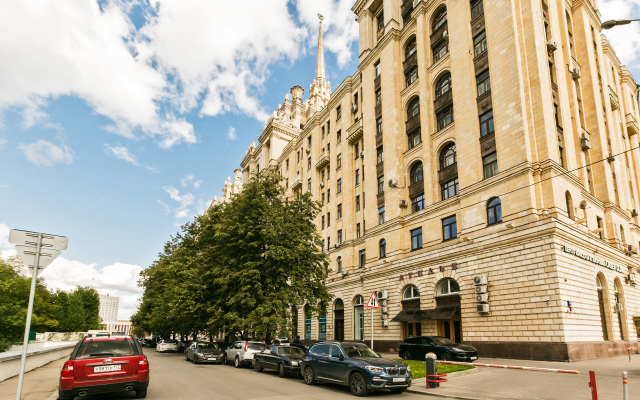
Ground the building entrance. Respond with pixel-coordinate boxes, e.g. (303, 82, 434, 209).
(334, 299, 344, 341)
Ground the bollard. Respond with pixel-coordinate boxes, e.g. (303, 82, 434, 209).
(589, 371, 598, 400)
(425, 354, 438, 389)
(622, 371, 628, 400)
(628, 348, 631, 362)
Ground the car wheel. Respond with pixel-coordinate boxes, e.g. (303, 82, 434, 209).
(349, 372, 369, 397)
(254, 359, 263, 372)
(234, 356, 240, 368)
(303, 366, 316, 385)
(399, 351, 410, 360)
(278, 363, 286, 378)
(390, 388, 406, 394)
(192, 355, 198, 364)
(441, 352, 452, 361)
(135, 389, 147, 398)
(221, 354, 227, 364)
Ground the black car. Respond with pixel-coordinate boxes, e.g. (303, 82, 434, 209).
(185, 341, 224, 364)
(254, 345, 304, 377)
(398, 336, 478, 362)
(141, 338, 156, 348)
(301, 342, 411, 396)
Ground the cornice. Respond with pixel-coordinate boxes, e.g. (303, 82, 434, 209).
(352, 0, 367, 16)
(572, 0, 601, 27)
(360, 28, 402, 69)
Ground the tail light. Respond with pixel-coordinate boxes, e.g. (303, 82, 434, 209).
(138, 355, 149, 371)
(61, 360, 74, 377)
(244, 341, 248, 352)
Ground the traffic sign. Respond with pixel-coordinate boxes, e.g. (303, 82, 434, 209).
(15, 245, 61, 273)
(9, 229, 68, 250)
(366, 291, 380, 309)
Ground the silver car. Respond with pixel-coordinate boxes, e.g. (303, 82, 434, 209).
(224, 340, 266, 368)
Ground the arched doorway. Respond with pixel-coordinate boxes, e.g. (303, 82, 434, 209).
(354, 295, 364, 341)
(596, 275, 609, 341)
(334, 299, 344, 341)
(614, 278, 627, 340)
(291, 306, 298, 339)
(436, 278, 462, 343)
(401, 285, 421, 338)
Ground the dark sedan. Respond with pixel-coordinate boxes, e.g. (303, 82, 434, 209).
(185, 341, 224, 364)
(253, 345, 304, 377)
(399, 336, 478, 362)
(301, 342, 411, 396)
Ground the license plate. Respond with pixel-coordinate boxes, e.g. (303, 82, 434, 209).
(392, 377, 406, 383)
(208, 358, 217, 361)
(470, 357, 478, 361)
(94, 365, 121, 373)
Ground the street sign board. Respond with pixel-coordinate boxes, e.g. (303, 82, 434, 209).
(15, 245, 61, 272)
(366, 291, 380, 309)
(9, 229, 68, 250)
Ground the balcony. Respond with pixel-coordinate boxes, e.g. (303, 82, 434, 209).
(347, 119, 363, 144)
(434, 89, 453, 112)
(405, 113, 420, 133)
(315, 150, 330, 169)
(401, 0, 414, 23)
(430, 23, 448, 48)
(403, 51, 418, 73)
(438, 162, 458, 183)
(609, 86, 619, 110)
(290, 175, 302, 190)
(627, 113, 639, 136)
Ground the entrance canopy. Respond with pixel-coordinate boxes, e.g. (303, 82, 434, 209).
(391, 305, 459, 322)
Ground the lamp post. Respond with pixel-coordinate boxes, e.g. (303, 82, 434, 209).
(601, 19, 640, 30)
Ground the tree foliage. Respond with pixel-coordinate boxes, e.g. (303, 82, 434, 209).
(132, 171, 330, 342)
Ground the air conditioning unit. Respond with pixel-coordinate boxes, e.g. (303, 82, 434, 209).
(382, 319, 389, 327)
(580, 135, 591, 150)
(320, 182, 325, 188)
(360, 151, 365, 159)
(473, 275, 488, 285)
(377, 290, 388, 300)
(334, 244, 339, 248)
(412, 0, 421, 7)
(570, 66, 581, 80)
(388, 177, 398, 188)
(477, 304, 490, 313)
(381, 306, 389, 314)
(306, 148, 310, 154)
(546, 39, 558, 52)
(351, 104, 358, 113)
(632, 209, 638, 217)
(628, 274, 636, 283)
(399, 200, 408, 208)
(475, 293, 489, 303)
(475, 285, 487, 294)
(442, 30, 448, 39)
(614, 303, 624, 312)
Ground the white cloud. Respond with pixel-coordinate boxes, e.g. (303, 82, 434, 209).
(226, 126, 238, 141)
(0, 138, 6, 150)
(163, 186, 195, 219)
(600, 1, 640, 73)
(193, 180, 202, 189)
(105, 145, 138, 166)
(180, 174, 195, 188)
(0, 223, 12, 254)
(19, 139, 73, 167)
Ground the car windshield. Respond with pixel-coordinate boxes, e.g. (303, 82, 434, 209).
(197, 342, 218, 350)
(343, 345, 380, 358)
(76, 339, 139, 359)
(432, 337, 457, 346)
(248, 343, 266, 350)
(163, 340, 177, 344)
(277, 347, 304, 356)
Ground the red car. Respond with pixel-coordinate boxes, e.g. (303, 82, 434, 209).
(58, 335, 149, 399)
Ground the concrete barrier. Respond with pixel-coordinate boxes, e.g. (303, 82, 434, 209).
(0, 342, 77, 382)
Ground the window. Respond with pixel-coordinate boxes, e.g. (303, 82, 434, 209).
(406, 68, 418, 86)
(487, 197, 502, 225)
(476, 69, 491, 96)
(376, 117, 383, 135)
(377, 147, 383, 164)
(354, 295, 364, 340)
(437, 106, 453, 130)
(437, 278, 460, 295)
(327, 121, 330, 134)
(375, 89, 382, 106)
(441, 179, 459, 200)
(403, 285, 420, 299)
(479, 110, 494, 137)
(322, 215, 325, 229)
(411, 195, 425, 213)
(433, 40, 448, 63)
(337, 178, 342, 194)
(362, 193, 365, 208)
(286, 159, 289, 170)
(356, 223, 361, 238)
(405, 37, 416, 58)
(378, 206, 385, 224)
(327, 236, 330, 249)
(337, 229, 343, 244)
(354, 143, 359, 159)
(308, 136, 311, 148)
(432, 8, 447, 32)
(596, 216, 604, 239)
(337, 153, 342, 169)
(435, 73, 451, 98)
(308, 157, 311, 170)
(379, 239, 386, 258)
(410, 162, 423, 185)
(322, 126, 325, 139)
(353, 170, 358, 186)
(483, 152, 498, 179)
(337, 256, 342, 272)
(442, 215, 457, 241)
(411, 227, 423, 250)
(374, 61, 381, 77)
(620, 225, 626, 244)
(359, 249, 366, 267)
(377, 10, 384, 31)
(327, 189, 331, 203)
(407, 97, 420, 119)
(408, 129, 421, 149)
(356, 195, 361, 212)
(439, 143, 456, 169)
(336, 105, 341, 120)
(337, 203, 342, 219)
(473, 31, 487, 57)
(327, 212, 330, 227)
(337, 130, 341, 143)
(565, 191, 574, 219)
(377, 176, 384, 194)
(308, 178, 311, 191)
(471, 0, 484, 19)
(321, 169, 325, 182)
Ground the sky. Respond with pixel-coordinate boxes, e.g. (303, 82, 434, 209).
(0, 0, 639, 320)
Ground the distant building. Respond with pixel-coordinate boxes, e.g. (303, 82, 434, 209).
(210, 168, 244, 207)
(104, 320, 132, 336)
(99, 294, 119, 323)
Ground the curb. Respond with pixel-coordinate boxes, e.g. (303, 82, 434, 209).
(406, 388, 484, 399)
(46, 390, 58, 400)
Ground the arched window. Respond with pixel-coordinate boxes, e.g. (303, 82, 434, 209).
(334, 299, 344, 341)
(403, 285, 420, 300)
(410, 162, 423, 185)
(487, 197, 502, 225)
(437, 278, 460, 296)
(596, 275, 609, 341)
(405, 37, 416, 58)
(407, 97, 420, 119)
(439, 143, 456, 169)
(304, 305, 312, 339)
(614, 279, 626, 340)
(565, 191, 574, 220)
(336, 256, 342, 273)
(318, 305, 327, 340)
(379, 239, 387, 258)
(432, 8, 447, 32)
(619, 225, 626, 244)
(354, 295, 364, 340)
(435, 73, 451, 99)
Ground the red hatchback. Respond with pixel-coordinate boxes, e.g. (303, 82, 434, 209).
(59, 336, 149, 399)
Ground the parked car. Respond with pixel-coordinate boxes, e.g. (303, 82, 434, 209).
(185, 341, 224, 364)
(271, 338, 290, 346)
(398, 336, 478, 362)
(58, 335, 149, 399)
(224, 340, 266, 367)
(141, 338, 156, 348)
(156, 339, 178, 353)
(254, 345, 304, 377)
(301, 341, 411, 396)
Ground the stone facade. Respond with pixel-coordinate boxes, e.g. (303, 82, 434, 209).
(219, 0, 640, 361)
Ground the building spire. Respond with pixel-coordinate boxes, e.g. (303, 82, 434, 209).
(316, 13, 325, 81)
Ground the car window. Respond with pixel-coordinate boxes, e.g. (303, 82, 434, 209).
(76, 339, 139, 359)
(432, 337, 456, 346)
(165, 339, 177, 344)
(422, 338, 433, 345)
(310, 344, 329, 356)
(328, 344, 343, 358)
(197, 342, 218, 350)
(277, 346, 304, 356)
(234, 342, 242, 349)
(343, 345, 379, 358)
(269, 346, 277, 353)
(248, 343, 266, 350)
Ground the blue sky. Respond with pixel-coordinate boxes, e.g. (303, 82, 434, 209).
(0, 0, 638, 319)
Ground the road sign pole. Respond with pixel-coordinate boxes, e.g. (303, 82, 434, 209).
(15, 233, 42, 400)
(371, 308, 374, 350)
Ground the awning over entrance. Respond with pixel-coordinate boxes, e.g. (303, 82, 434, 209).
(391, 305, 460, 322)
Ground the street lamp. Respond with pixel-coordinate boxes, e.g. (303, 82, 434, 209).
(601, 19, 640, 30)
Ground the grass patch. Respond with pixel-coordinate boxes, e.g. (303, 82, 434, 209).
(396, 359, 474, 380)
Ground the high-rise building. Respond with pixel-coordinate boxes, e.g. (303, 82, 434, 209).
(215, 0, 640, 360)
(99, 294, 119, 323)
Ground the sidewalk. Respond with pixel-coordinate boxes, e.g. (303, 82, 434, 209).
(381, 352, 639, 399)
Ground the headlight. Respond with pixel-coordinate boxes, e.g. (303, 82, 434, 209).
(406, 365, 411, 372)
(291, 361, 299, 366)
(365, 365, 384, 373)
(197, 353, 205, 358)
(451, 348, 464, 353)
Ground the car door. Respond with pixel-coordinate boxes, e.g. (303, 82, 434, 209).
(309, 344, 331, 380)
(227, 341, 239, 361)
(325, 344, 350, 383)
(187, 343, 195, 360)
(422, 338, 438, 359)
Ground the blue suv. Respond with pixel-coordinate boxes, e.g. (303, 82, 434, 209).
(300, 342, 411, 396)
